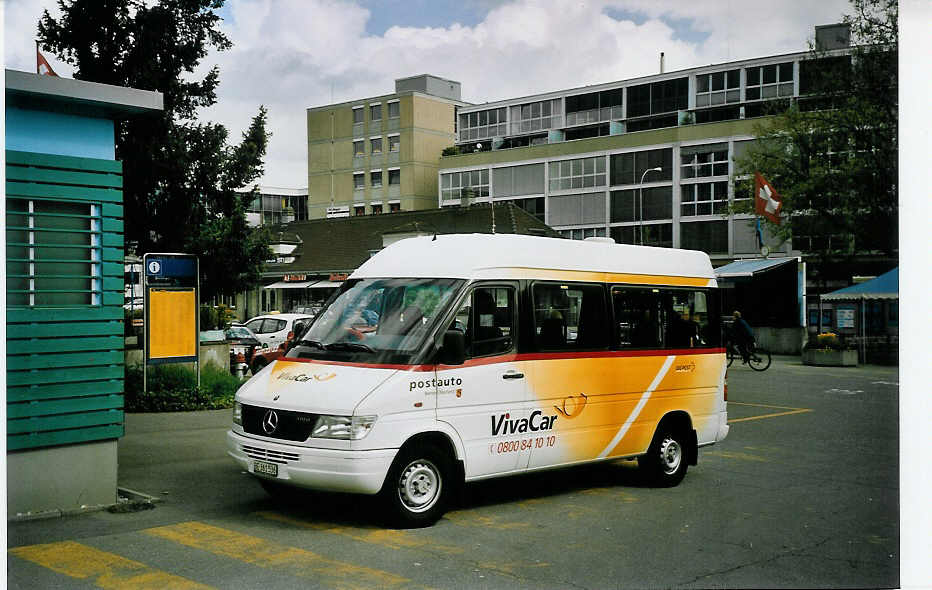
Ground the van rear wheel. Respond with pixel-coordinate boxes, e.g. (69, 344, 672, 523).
(381, 443, 453, 528)
(638, 425, 689, 487)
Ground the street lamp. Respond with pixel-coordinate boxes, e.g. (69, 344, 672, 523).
(639, 166, 663, 245)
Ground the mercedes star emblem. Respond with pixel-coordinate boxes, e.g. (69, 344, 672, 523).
(261, 409, 279, 435)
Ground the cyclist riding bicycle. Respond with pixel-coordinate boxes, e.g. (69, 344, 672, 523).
(731, 310, 755, 364)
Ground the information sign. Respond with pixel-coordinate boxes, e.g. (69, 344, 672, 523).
(143, 253, 199, 365)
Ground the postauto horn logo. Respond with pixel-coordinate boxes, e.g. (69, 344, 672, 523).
(491, 410, 558, 436)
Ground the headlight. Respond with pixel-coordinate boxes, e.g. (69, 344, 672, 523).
(312, 415, 377, 440)
(233, 401, 242, 426)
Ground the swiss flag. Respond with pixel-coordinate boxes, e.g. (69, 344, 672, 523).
(37, 46, 58, 77)
(754, 172, 782, 225)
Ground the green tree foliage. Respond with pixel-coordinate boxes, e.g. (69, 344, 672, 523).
(38, 0, 272, 298)
(733, 0, 897, 270)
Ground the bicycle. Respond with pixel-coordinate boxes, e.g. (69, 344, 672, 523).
(726, 339, 772, 371)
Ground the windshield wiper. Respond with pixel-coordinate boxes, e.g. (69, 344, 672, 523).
(297, 340, 326, 350)
(325, 341, 375, 353)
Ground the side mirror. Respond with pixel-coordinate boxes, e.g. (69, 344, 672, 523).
(437, 329, 466, 366)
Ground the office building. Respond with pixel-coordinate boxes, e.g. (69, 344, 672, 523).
(306, 74, 467, 219)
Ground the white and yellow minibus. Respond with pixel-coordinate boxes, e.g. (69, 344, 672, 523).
(227, 234, 729, 526)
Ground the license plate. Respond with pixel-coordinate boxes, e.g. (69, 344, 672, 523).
(253, 460, 278, 477)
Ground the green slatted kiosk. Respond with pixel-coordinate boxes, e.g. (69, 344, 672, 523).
(5, 69, 163, 518)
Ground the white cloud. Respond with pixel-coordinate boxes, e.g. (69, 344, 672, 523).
(4, 0, 851, 187)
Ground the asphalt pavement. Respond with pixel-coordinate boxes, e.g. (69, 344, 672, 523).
(7, 355, 906, 589)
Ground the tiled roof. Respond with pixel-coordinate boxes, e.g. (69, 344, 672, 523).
(263, 203, 560, 276)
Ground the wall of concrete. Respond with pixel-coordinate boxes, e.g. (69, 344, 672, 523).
(8, 441, 118, 519)
(754, 327, 806, 355)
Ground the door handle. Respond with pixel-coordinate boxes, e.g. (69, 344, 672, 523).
(502, 371, 524, 380)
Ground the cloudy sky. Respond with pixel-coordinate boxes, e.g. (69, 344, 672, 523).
(5, 0, 854, 188)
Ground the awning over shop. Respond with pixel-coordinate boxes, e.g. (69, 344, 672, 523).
(821, 268, 898, 301)
(714, 257, 797, 279)
(307, 280, 343, 289)
(263, 280, 315, 289)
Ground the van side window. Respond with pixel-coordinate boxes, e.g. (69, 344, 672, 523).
(453, 286, 515, 357)
(613, 288, 663, 348)
(533, 283, 608, 350)
(614, 287, 720, 349)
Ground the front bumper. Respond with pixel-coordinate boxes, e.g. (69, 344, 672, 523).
(227, 430, 397, 495)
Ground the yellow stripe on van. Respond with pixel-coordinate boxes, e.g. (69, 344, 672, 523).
(145, 521, 414, 589)
(10, 541, 213, 590)
(480, 267, 713, 287)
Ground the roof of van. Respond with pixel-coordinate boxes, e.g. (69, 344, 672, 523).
(351, 234, 715, 282)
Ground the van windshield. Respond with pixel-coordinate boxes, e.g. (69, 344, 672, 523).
(287, 278, 464, 364)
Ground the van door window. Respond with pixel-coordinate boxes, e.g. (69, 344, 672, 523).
(533, 283, 608, 350)
(453, 286, 515, 357)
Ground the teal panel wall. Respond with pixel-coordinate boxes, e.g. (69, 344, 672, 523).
(6, 150, 125, 451)
(5, 107, 116, 160)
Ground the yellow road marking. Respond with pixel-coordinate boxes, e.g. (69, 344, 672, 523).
(10, 541, 213, 590)
(255, 511, 464, 555)
(705, 450, 770, 462)
(444, 511, 531, 530)
(729, 401, 810, 410)
(729, 408, 813, 423)
(145, 521, 415, 590)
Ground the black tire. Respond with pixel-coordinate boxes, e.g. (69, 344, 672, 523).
(380, 443, 454, 528)
(251, 358, 268, 375)
(638, 424, 689, 487)
(748, 347, 772, 371)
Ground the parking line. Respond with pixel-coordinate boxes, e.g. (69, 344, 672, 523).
(145, 521, 417, 590)
(255, 511, 464, 554)
(728, 401, 813, 423)
(10, 540, 213, 589)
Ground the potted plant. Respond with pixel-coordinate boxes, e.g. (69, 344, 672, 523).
(802, 332, 858, 366)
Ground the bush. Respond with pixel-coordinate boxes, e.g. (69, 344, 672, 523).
(804, 332, 852, 351)
(124, 307, 144, 338)
(199, 304, 237, 330)
(124, 363, 242, 412)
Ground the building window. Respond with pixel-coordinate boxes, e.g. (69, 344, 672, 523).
(388, 135, 400, 152)
(371, 203, 383, 214)
(370, 103, 382, 121)
(681, 143, 729, 179)
(565, 88, 624, 126)
(681, 181, 729, 216)
(746, 62, 794, 100)
(370, 170, 382, 188)
(696, 70, 740, 107)
(680, 220, 729, 254)
(548, 157, 606, 191)
(610, 223, 672, 248)
(610, 187, 673, 222)
(388, 169, 401, 185)
(440, 169, 489, 201)
(559, 226, 607, 240)
(6, 198, 101, 307)
(459, 107, 508, 142)
(353, 172, 365, 190)
(388, 101, 400, 118)
(370, 137, 382, 154)
(352, 106, 364, 124)
(509, 100, 563, 135)
(610, 148, 673, 185)
(549, 192, 606, 226)
(627, 78, 688, 118)
(389, 202, 401, 213)
(492, 163, 545, 197)
(353, 140, 364, 156)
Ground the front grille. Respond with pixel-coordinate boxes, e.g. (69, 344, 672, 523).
(241, 444, 300, 464)
(242, 404, 319, 442)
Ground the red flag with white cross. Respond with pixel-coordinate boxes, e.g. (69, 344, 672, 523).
(754, 172, 782, 225)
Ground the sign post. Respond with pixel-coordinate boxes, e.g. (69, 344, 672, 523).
(143, 253, 200, 393)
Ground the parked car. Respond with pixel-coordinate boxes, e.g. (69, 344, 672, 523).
(242, 313, 314, 373)
(291, 305, 323, 318)
(225, 325, 261, 376)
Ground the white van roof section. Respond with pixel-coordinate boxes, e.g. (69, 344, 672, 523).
(351, 234, 715, 285)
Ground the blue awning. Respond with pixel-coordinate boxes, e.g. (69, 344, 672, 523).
(821, 268, 898, 301)
(714, 257, 797, 279)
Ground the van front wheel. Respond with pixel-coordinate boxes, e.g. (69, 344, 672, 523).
(381, 443, 452, 528)
(638, 426, 689, 487)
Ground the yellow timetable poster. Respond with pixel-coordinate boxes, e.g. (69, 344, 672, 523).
(148, 289, 197, 359)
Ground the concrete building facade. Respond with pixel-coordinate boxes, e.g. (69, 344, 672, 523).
(306, 74, 467, 219)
